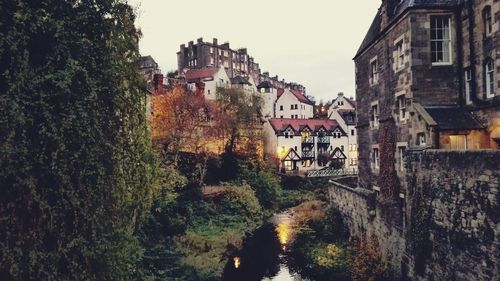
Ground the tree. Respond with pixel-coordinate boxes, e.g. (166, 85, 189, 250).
(152, 85, 220, 160)
(0, 1, 156, 280)
(215, 87, 263, 159)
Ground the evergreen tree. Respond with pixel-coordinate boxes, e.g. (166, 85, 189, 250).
(0, 1, 156, 280)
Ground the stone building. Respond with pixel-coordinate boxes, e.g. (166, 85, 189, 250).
(177, 38, 261, 82)
(177, 38, 306, 92)
(355, 0, 499, 191)
(138, 55, 160, 84)
(341, 0, 500, 280)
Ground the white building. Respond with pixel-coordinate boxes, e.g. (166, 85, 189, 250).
(328, 93, 358, 171)
(185, 66, 230, 100)
(275, 89, 314, 119)
(266, 118, 349, 173)
(257, 81, 278, 120)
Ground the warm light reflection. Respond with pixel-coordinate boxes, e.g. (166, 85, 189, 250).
(233, 256, 240, 269)
(276, 221, 290, 247)
(277, 146, 286, 158)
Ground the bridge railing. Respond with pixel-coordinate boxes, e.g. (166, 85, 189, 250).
(306, 168, 358, 178)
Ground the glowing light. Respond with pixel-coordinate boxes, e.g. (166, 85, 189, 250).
(276, 221, 290, 246)
(233, 256, 240, 269)
(277, 146, 286, 158)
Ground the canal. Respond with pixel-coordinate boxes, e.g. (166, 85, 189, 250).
(222, 212, 310, 281)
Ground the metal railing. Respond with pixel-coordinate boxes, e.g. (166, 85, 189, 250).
(317, 136, 330, 144)
(306, 168, 358, 178)
(302, 151, 315, 158)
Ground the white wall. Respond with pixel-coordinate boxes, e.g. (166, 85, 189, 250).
(275, 89, 314, 119)
(329, 109, 358, 172)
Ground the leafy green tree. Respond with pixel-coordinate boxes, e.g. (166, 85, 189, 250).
(0, 1, 156, 280)
(215, 87, 263, 158)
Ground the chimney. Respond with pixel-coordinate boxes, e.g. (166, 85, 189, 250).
(263, 71, 269, 76)
(153, 74, 164, 93)
(197, 37, 203, 44)
(338, 92, 344, 97)
(381, 0, 397, 29)
(213, 38, 218, 45)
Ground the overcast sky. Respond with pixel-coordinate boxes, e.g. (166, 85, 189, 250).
(128, 0, 381, 102)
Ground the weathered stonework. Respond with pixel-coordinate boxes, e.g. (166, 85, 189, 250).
(329, 149, 500, 281)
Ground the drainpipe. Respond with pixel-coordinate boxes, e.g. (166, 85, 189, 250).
(456, 5, 465, 107)
(467, 0, 481, 105)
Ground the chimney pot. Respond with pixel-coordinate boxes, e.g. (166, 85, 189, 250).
(153, 74, 164, 93)
(213, 38, 218, 45)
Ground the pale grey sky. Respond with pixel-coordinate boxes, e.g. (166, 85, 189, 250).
(128, 0, 381, 102)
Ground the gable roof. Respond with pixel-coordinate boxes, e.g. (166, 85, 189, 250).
(230, 76, 251, 85)
(257, 81, 274, 89)
(185, 67, 219, 82)
(269, 118, 340, 133)
(355, 0, 459, 59)
(291, 90, 314, 105)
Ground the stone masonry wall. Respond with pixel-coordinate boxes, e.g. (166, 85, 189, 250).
(404, 149, 499, 281)
(329, 149, 499, 281)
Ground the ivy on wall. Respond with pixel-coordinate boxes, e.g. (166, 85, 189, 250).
(377, 121, 399, 201)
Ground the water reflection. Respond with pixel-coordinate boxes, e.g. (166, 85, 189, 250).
(222, 214, 308, 281)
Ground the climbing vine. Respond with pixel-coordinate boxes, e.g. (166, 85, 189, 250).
(377, 120, 399, 201)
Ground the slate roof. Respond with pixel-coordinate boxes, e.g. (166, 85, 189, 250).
(424, 107, 485, 130)
(269, 118, 340, 134)
(257, 81, 274, 89)
(185, 67, 219, 82)
(230, 76, 251, 85)
(355, 0, 459, 59)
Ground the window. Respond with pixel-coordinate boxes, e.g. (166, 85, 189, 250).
(417, 132, 426, 146)
(484, 6, 492, 36)
(351, 129, 355, 136)
(485, 59, 495, 99)
(396, 40, 404, 69)
(280, 105, 283, 111)
(372, 148, 380, 170)
(430, 16, 452, 64)
(341, 145, 344, 151)
(397, 145, 407, 171)
(397, 94, 407, 122)
(349, 144, 357, 151)
(370, 58, 379, 85)
(350, 158, 358, 166)
(464, 68, 472, 104)
(280, 115, 283, 119)
(449, 135, 467, 150)
(370, 102, 379, 128)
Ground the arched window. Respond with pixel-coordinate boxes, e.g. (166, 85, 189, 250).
(485, 58, 495, 99)
(483, 6, 492, 36)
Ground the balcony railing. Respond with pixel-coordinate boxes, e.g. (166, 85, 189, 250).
(317, 136, 330, 144)
(302, 150, 315, 158)
(302, 136, 314, 144)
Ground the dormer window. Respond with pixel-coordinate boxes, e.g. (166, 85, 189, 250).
(417, 133, 426, 146)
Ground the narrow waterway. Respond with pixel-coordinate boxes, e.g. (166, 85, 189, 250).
(222, 212, 310, 281)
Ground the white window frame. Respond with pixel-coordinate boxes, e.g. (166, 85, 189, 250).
(370, 101, 379, 128)
(394, 36, 405, 70)
(430, 15, 452, 65)
(372, 146, 380, 171)
(396, 91, 407, 123)
(397, 142, 407, 172)
(484, 6, 493, 36)
(485, 59, 495, 99)
(369, 57, 379, 85)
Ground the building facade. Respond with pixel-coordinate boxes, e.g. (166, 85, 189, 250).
(328, 92, 358, 171)
(275, 89, 314, 119)
(267, 119, 349, 173)
(355, 0, 499, 192)
(138, 55, 160, 84)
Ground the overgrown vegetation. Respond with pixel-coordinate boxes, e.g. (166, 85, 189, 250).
(287, 202, 353, 281)
(0, 1, 157, 280)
